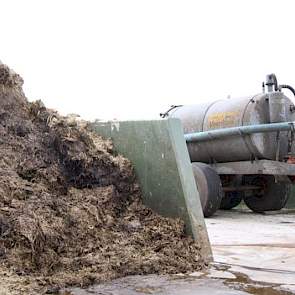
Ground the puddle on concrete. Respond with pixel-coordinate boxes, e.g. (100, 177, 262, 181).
(223, 271, 294, 295)
(59, 265, 295, 295)
(212, 262, 294, 295)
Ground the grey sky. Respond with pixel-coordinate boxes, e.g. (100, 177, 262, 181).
(2, 0, 295, 120)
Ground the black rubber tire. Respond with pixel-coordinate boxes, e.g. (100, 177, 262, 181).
(220, 191, 243, 210)
(192, 162, 223, 217)
(243, 175, 290, 213)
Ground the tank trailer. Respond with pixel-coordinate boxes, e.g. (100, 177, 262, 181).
(162, 74, 295, 217)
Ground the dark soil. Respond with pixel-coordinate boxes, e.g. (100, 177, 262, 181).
(0, 63, 205, 293)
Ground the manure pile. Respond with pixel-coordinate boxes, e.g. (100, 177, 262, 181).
(0, 63, 205, 292)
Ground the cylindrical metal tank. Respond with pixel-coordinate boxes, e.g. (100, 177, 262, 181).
(169, 92, 295, 163)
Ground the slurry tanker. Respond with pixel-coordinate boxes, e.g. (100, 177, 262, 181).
(162, 74, 295, 217)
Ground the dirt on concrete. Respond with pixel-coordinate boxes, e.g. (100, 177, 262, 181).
(0, 63, 205, 294)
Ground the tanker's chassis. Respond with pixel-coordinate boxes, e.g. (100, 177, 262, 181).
(211, 159, 295, 178)
(191, 159, 294, 217)
(211, 159, 295, 193)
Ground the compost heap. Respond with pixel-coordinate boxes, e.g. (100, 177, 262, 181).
(0, 63, 205, 290)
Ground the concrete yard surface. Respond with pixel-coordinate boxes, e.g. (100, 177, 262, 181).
(64, 209, 295, 295)
(64, 268, 294, 295)
(65, 274, 251, 295)
(206, 209, 295, 291)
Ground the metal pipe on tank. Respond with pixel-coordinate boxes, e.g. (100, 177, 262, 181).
(265, 74, 287, 123)
(265, 74, 279, 92)
(268, 92, 287, 123)
(185, 121, 295, 143)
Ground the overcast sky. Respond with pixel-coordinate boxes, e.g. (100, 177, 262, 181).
(1, 0, 295, 120)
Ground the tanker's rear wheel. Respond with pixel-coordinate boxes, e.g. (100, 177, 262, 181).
(192, 163, 223, 217)
(243, 175, 290, 213)
(220, 191, 243, 210)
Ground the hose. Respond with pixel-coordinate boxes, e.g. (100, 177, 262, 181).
(279, 84, 295, 98)
(160, 105, 183, 118)
(266, 74, 295, 99)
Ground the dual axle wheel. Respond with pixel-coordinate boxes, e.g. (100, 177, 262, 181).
(191, 162, 290, 217)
